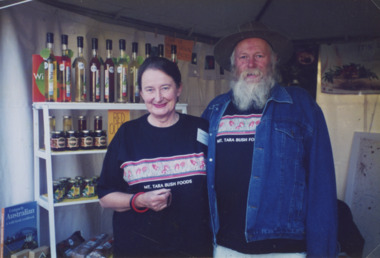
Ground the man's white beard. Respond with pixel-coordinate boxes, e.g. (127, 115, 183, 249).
(231, 69, 275, 111)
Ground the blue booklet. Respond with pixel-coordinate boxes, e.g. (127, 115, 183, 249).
(1, 201, 38, 257)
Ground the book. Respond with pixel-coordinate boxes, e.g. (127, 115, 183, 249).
(1, 201, 38, 258)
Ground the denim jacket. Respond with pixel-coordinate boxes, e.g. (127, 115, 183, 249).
(202, 84, 338, 257)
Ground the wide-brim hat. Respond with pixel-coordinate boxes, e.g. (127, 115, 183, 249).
(214, 22, 293, 71)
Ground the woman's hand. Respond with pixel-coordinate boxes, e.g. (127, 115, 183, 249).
(133, 188, 172, 212)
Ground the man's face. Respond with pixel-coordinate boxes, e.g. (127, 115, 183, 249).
(233, 38, 274, 82)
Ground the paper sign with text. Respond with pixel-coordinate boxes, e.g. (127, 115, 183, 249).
(107, 110, 130, 144)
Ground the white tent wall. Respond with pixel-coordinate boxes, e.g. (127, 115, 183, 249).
(1, 0, 379, 250)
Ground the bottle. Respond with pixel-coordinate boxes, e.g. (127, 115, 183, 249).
(49, 116, 56, 132)
(116, 39, 128, 103)
(145, 43, 151, 59)
(129, 42, 140, 103)
(171, 45, 178, 63)
(44, 32, 58, 102)
(63, 115, 73, 132)
(59, 34, 71, 102)
(77, 115, 87, 131)
(74, 36, 87, 102)
(89, 38, 101, 102)
(94, 115, 103, 131)
(158, 44, 164, 57)
(104, 39, 115, 103)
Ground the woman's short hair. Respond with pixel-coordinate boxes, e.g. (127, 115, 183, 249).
(137, 56, 181, 91)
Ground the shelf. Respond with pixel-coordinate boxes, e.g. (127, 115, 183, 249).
(38, 148, 107, 156)
(39, 195, 99, 208)
(32, 102, 188, 111)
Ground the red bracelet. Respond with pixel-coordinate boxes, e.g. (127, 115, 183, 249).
(131, 192, 149, 213)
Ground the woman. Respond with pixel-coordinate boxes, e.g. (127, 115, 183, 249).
(97, 56, 212, 257)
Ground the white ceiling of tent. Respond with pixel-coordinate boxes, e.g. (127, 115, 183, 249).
(3, 0, 380, 44)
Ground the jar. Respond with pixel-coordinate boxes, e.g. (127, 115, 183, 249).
(65, 130, 79, 151)
(53, 181, 61, 203)
(63, 115, 73, 132)
(58, 177, 70, 198)
(66, 179, 80, 199)
(82, 178, 95, 197)
(92, 176, 99, 195)
(75, 176, 85, 195)
(94, 130, 107, 149)
(78, 115, 87, 131)
(80, 130, 93, 150)
(51, 131, 66, 151)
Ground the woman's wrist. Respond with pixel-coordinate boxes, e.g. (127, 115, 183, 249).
(130, 192, 149, 213)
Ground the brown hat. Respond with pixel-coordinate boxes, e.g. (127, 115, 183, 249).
(214, 22, 293, 71)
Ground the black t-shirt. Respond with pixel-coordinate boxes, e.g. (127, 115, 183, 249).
(98, 113, 212, 257)
(215, 102, 306, 254)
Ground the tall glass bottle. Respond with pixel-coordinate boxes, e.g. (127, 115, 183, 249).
(158, 44, 164, 57)
(145, 43, 151, 59)
(129, 42, 140, 103)
(171, 45, 178, 64)
(74, 36, 87, 102)
(89, 38, 101, 102)
(116, 39, 128, 103)
(59, 34, 71, 102)
(44, 32, 58, 102)
(104, 39, 115, 103)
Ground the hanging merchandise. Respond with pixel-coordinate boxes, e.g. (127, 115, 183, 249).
(116, 39, 128, 103)
(74, 36, 87, 102)
(158, 44, 164, 57)
(104, 39, 115, 103)
(171, 45, 178, 64)
(145, 43, 151, 59)
(202, 45, 218, 81)
(89, 38, 102, 102)
(188, 42, 200, 78)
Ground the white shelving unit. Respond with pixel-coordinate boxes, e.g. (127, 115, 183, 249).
(32, 102, 188, 258)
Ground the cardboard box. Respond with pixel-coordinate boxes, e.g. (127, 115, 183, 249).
(32, 55, 67, 102)
(29, 246, 49, 258)
(10, 249, 30, 258)
(32, 55, 45, 102)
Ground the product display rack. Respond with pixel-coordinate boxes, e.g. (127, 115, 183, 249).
(32, 102, 188, 258)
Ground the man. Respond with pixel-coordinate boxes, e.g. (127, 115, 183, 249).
(202, 22, 338, 257)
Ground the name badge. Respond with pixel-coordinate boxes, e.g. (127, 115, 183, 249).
(197, 128, 209, 146)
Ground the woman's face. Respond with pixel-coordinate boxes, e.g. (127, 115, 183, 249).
(140, 69, 182, 120)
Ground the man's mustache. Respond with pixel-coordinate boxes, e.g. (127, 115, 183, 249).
(240, 69, 263, 79)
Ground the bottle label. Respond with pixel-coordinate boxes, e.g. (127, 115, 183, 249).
(105, 70, 109, 97)
(131, 67, 139, 97)
(91, 63, 97, 72)
(67, 137, 79, 148)
(122, 68, 127, 96)
(78, 62, 85, 70)
(96, 70, 100, 99)
(48, 63, 54, 96)
(66, 66, 71, 97)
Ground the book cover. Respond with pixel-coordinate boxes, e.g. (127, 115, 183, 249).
(1, 201, 38, 258)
